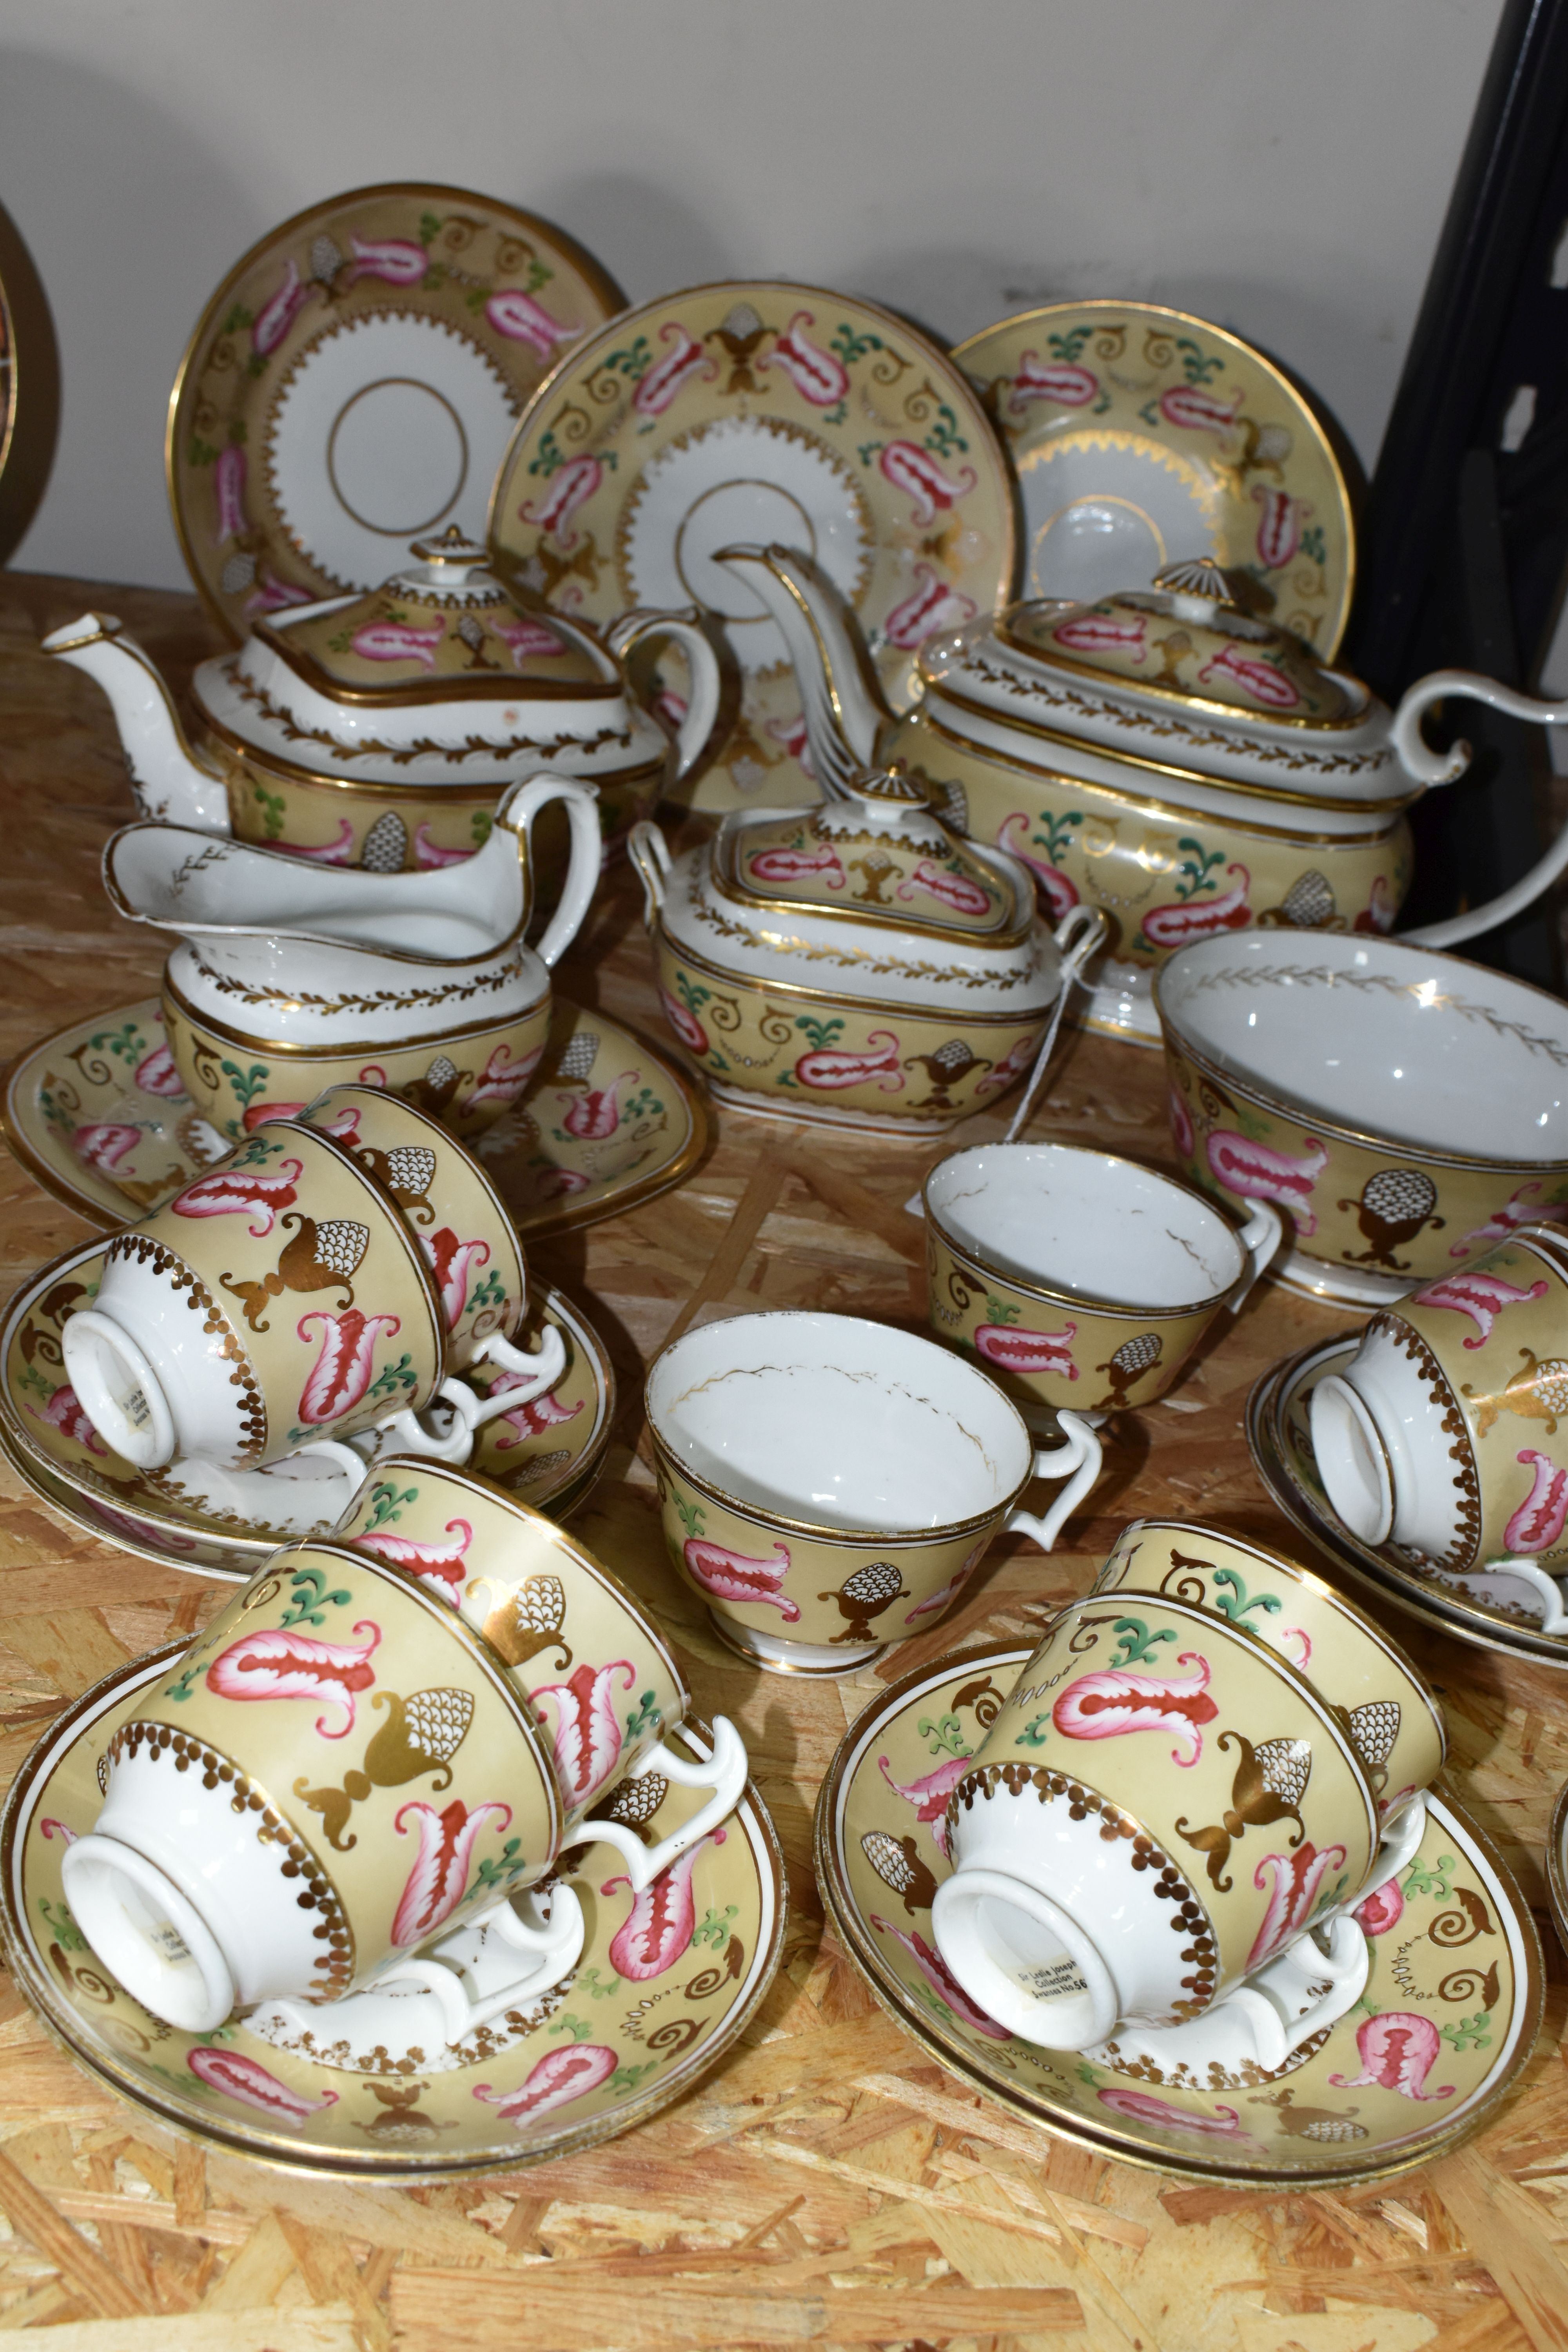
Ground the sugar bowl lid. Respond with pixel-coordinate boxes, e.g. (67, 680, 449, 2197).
(254, 524, 613, 701)
(998, 556, 1353, 725)
(715, 761, 1034, 945)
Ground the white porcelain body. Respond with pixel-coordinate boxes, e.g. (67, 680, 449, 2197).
(925, 1141, 1279, 1314)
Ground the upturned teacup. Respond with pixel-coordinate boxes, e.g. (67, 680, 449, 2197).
(330, 1458, 747, 1862)
(645, 1308, 1102, 1674)
(1092, 1518, 1445, 1822)
(924, 1142, 1281, 1418)
(60, 1116, 565, 1481)
(929, 1590, 1382, 2049)
(62, 1542, 570, 2034)
(1310, 1220, 1568, 1621)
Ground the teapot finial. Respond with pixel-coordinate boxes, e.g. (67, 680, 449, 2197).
(409, 523, 488, 568)
(852, 759, 929, 808)
(1152, 556, 1237, 624)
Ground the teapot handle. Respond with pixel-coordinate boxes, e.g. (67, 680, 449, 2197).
(1388, 670, 1568, 950)
(607, 608, 724, 784)
(495, 775, 602, 967)
(627, 820, 673, 927)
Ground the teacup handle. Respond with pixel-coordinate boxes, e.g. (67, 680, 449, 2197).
(1002, 1413, 1105, 1552)
(584, 1715, 748, 1891)
(363, 1881, 585, 2043)
(373, 1324, 568, 1466)
(1225, 1201, 1284, 1312)
(1480, 1557, 1568, 1633)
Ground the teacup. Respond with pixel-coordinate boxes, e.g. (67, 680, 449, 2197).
(60, 1118, 564, 1480)
(645, 1309, 1101, 1674)
(1092, 1518, 1446, 1821)
(329, 1457, 747, 1858)
(924, 1143, 1281, 1418)
(1310, 1220, 1568, 1626)
(929, 1591, 1382, 2052)
(62, 1542, 572, 2039)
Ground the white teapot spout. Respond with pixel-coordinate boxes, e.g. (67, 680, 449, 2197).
(42, 613, 232, 834)
(714, 543, 893, 796)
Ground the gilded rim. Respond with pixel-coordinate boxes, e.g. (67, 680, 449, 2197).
(1247, 1339, 1568, 1664)
(816, 1643, 1544, 2186)
(167, 181, 627, 642)
(1547, 1778, 1568, 1959)
(0, 994, 709, 1243)
(922, 1145, 1250, 1319)
(1105, 1514, 1447, 1757)
(0, 198, 61, 565)
(0, 1236, 616, 1583)
(655, 915, 1060, 1028)
(0, 1646, 787, 2181)
(1155, 944, 1568, 1176)
(951, 298, 1356, 660)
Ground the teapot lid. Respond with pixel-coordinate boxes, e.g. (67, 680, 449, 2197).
(997, 557, 1352, 725)
(714, 762, 1033, 943)
(254, 525, 615, 702)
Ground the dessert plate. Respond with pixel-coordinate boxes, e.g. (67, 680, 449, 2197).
(954, 302, 1354, 657)
(0, 1237, 614, 1579)
(0, 1647, 784, 2179)
(1249, 1338, 1568, 1667)
(168, 182, 624, 638)
(488, 280, 1014, 811)
(818, 1644, 1541, 2184)
(2, 995, 706, 1239)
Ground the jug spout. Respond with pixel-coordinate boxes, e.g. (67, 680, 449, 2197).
(714, 544, 893, 799)
(42, 613, 232, 834)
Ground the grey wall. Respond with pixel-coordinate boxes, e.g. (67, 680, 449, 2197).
(2, 0, 1504, 591)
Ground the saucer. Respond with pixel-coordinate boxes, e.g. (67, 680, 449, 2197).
(0, 1236, 614, 1580)
(1249, 1338, 1568, 1667)
(817, 1644, 1541, 2184)
(0, 1644, 784, 2178)
(167, 181, 624, 639)
(954, 301, 1354, 657)
(488, 280, 1014, 812)
(2, 994, 706, 1238)
(0, 198, 59, 565)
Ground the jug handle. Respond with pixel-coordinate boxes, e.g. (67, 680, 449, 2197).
(627, 821, 673, 928)
(495, 775, 601, 967)
(1393, 669, 1568, 948)
(607, 608, 724, 783)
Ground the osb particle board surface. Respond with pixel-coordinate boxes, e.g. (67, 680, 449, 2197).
(0, 566, 1565, 2352)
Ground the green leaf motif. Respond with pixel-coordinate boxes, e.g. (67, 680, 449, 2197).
(918, 1712, 972, 1760)
(546, 2013, 594, 2040)
(983, 1294, 1021, 1327)
(361, 1479, 417, 1534)
(1438, 2011, 1492, 2051)
(673, 1494, 706, 1541)
(220, 1059, 272, 1111)
(795, 1014, 845, 1052)
(1015, 1713, 1052, 1748)
(1109, 1616, 1178, 1667)
(278, 1565, 353, 1630)
(611, 2060, 659, 2094)
(575, 1965, 619, 2000)
(624, 1691, 662, 1742)
(1210, 1568, 1281, 1625)
(1402, 1855, 1456, 1901)
(162, 1662, 202, 1705)
(693, 1904, 739, 1949)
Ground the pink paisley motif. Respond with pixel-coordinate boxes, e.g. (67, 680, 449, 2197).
(39, 1818, 75, 1844)
(474, 2042, 617, 2125)
(71, 1123, 142, 1174)
(634, 323, 714, 418)
(794, 1031, 904, 1093)
(1409, 1270, 1550, 1347)
(871, 1912, 1011, 2037)
(1142, 865, 1253, 951)
(170, 1158, 303, 1237)
(352, 1517, 473, 1597)
(975, 1033, 1043, 1098)
(295, 1308, 401, 1427)
(188, 2045, 338, 2124)
(486, 1376, 582, 1452)
(1008, 352, 1098, 411)
(760, 310, 848, 407)
(1246, 1840, 1347, 1971)
(1168, 1084, 1195, 1161)
(1330, 2011, 1454, 2100)
(683, 1535, 799, 1620)
(519, 454, 601, 550)
(904, 1537, 990, 1624)
(351, 619, 445, 669)
(205, 1622, 381, 1739)
(530, 1659, 634, 1807)
(25, 1384, 107, 1457)
(1354, 875, 1398, 936)
(1052, 1653, 1218, 1768)
(412, 826, 474, 870)
(1504, 1450, 1568, 1555)
(883, 564, 977, 650)
(132, 1042, 183, 1098)
(494, 615, 567, 665)
(1253, 484, 1305, 570)
(466, 1040, 543, 1108)
(1054, 611, 1146, 659)
(213, 443, 247, 543)
(1205, 1129, 1329, 1236)
(419, 1229, 492, 1332)
(996, 814, 1079, 921)
(1198, 644, 1300, 711)
(252, 260, 310, 358)
(289, 820, 358, 865)
(746, 844, 846, 890)
(1450, 1183, 1568, 1258)
(1158, 383, 1242, 437)
(558, 1070, 637, 1140)
(878, 1750, 971, 1858)
(341, 232, 427, 288)
(603, 1831, 724, 1982)
(486, 289, 580, 361)
(974, 1320, 1078, 1379)
(897, 859, 991, 918)
(1354, 1878, 1405, 1937)
(390, 1797, 512, 1946)
(1098, 2085, 1249, 2136)
(243, 572, 315, 617)
(660, 989, 709, 1054)
(878, 441, 977, 526)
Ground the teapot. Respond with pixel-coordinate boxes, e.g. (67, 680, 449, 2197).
(716, 544, 1568, 1042)
(102, 773, 598, 1141)
(44, 527, 724, 873)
